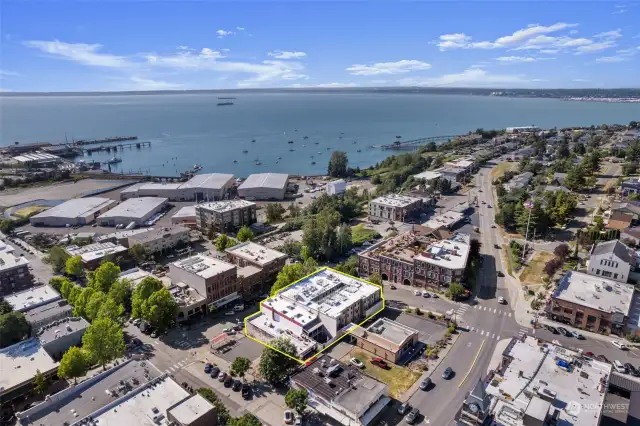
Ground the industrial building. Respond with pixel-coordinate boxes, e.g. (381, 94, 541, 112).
(5, 285, 61, 313)
(358, 230, 471, 288)
(169, 255, 241, 310)
(171, 205, 197, 226)
(290, 355, 390, 426)
(225, 241, 287, 295)
(0, 250, 32, 297)
(326, 179, 347, 196)
(97, 197, 168, 226)
(238, 173, 289, 200)
(195, 199, 257, 231)
(368, 194, 423, 221)
(29, 197, 118, 227)
(248, 268, 383, 359)
(127, 225, 190, 254)
(12, 151, 62, 168)
(120, 173, 235, 201)
(65, 241, 129, 269)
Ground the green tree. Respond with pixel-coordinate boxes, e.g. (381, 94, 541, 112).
(446, 282, 465, 299)
(265, 203, 286, 223)
(228, 414, 262, 426)
(368, 273, 382, 285)
(0, 312, 31, 349)
(259, 337, 299, 384)
(128, 244, 148, 264)
(82, 317, 125, 370)
(303, 207, 341, 260)
(131, 276, 163, 318)
(564, 165, 585, 191)
(231, 356, 251, 379)
(45, 246, 69, 274)
(328, 151, 349, 177)
(287, 203, 301, 218)
(335, 224, 353, 256)
(60, 279, 74, 299)
(85, 291, 108, 321)
(0, 300, 13, 315)
(197, 388, 230, 425)
(65, 255, 84, 279)
(49, 276, 69, 293)
(281, 239, 302, 260)
(270, 258, 318, 296)
(207, 224, 218, 240)
(286, 389, 309, 415)
(33, 369, 48, 395)
(97, 297, 125, 323)
(58, 346, 88, 384)
(68, 285, 82, 305)
(334, 255, 359, 276)
(90, 262, 121, 293)
(216, 234, 230, 252)
(109, 279, 132, 312)
(237, 226, 254, 242)
(73, 287, 95, 318)
(141, 288, 177, 331)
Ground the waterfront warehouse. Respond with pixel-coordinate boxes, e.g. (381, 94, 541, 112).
(29, 197, 118, 227)
(97, 197, 168, 226)
(237, 173, 289, 200)
(120, 173, 235, 201)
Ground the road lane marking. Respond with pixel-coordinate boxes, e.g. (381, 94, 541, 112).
(459, 339, 486, 388)
(508, 313, 512, 317)
(480, 330, 485, 335)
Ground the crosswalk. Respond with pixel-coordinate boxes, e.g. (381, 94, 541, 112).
(472, 305, 512, 317)
(518, 327, 535, 339)
(467, 326, 502, 340)
(164, 359, 190, 374)
(455, 305, 469, 318)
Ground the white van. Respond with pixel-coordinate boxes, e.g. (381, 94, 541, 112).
(613, 360, 627, 373)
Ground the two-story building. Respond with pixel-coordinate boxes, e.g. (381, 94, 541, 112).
(368, 194, 423, 222)
(225, 242, 287, 295)
(587, 240, 635, 283)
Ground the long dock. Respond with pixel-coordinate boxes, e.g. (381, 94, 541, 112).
(85, 141, 151, 154)
(373, 135, 458, 150)
(71, 136, 138, 146)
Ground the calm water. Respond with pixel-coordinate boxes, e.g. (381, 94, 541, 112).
(2, 93, 639, 177)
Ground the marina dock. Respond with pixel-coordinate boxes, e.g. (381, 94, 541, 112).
(85, 141, 151, 154)
(373, 134, 458, 150)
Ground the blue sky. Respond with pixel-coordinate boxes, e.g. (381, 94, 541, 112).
(1, 1, 639, 92)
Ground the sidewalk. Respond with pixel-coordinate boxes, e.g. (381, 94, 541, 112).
(535, 316, 636, 346)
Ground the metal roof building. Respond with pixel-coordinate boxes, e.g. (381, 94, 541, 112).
(238, 173, 289, 200)
(120, 173, 235, 201)
(97, 197, 168, 226)
(29, 197, 118, 227)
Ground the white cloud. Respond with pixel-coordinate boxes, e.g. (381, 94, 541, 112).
(396, 68, 534, 87)
(290, 82, 357, 88)
(370, 79, 389, 84)
(236, 27, 245, 31)
(128, 76, 184, 90)
(595, 47, 639, 62)
(575, 40, 617, 54)
(573, 78, 591, 82)
(23, 40, 128, 68)
(0, 69, 20, 77)
(346, 60, 431, 76)
(613, 8, 626, 14)
(268, 50, 307, 59)
(177, 45, 189, 51)
(216, 30, 234, 38)
(594, 29, 622, 40)
(495, 56, 538, 63)
(595, 55, 629, 63)
(569, 30, 579, 35)
(531, 78, 548, 82)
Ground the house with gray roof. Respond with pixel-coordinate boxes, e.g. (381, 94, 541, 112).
(588, 240, 636, 283)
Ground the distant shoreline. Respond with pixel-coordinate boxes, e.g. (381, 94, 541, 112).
(1, 86, 640, 100)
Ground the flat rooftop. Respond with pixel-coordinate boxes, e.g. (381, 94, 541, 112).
(31, 197, 116, 220)
(23, 299, 73, 326)
(66, 241, 128, 263)
(487, 336, 611, 426)
(197, 199, 256, 213)
(18, 359, 161, 426)
(413, 170, 442, 181)
(0, 239, 15, 253)
(359, 230, 441, 264)
(129, 226, 189, 244)
(0, 338, 58, 396)
(249, 312, 317, 357)
(291, 355, 387, 418)
(167, 394, 214, 425)
(84, 375, 190, 426)
(423, 211, 464, 230)
(13, 152, 61, 163)
(0, 250, 29, 271)
(170, 283, 206, 308)
(138, 182, 182, 191)
(239, 173, 289, 190)
(179, 173, 235, 190)
(120, 268, 171, 288)
(171, 205, 196, 219)
(98, 197, 168, 219)
(171, 255, 236, 279)
(225, 241, 286, 267)
(415, 234, 470, 270)
(96, 227, 154, 242)
(365, 318, 418, 347)
(370, 194, 421, 208)
(277, 269, 380, 319)
(36, 317, 90, 345)
(5, 285, 61, 313)
(120, 182, 146, 194)
(553, 270, 634, 315)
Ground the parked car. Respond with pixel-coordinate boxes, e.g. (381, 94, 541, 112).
(204, 363, 213, 373)
(218, 372, 227, 382)
(242, 383, 251, 399)
(371, 357, 389, 369)
(557, 327, 572, 337)
(233, 304, 245, 312)
(422, 291, 431, 298)
(284, 410, 295, 424)
(625, 363, 640, 377)
(210, 366, 220, 378)
(612, 340, 628, 350)
(233, 380, 242, 391)
(498, 296, 506, 304)
(224, 311, 236, 316)
(571, 331, 585, 340)
(419, 377, 432, 390)
(397, 403, 409, 415)
(584, 351, 595, 358)
(295, 416, 302, 426)
(497, 271, 505, 277)
(545, 325, 559, 334)
(442, 367, 454, 379)
(406, 408, 420, 424)
(350, 358, 364, 369)
(431, 293, 439, 298)
(614, 360, 627, 374)
(494, 244, 501, 249)
(414, 290, 421, 296)
(224, 376, 233, 387)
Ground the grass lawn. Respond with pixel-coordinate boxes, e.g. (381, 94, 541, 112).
(520, 252, 556, 286)
(346, 349, 421, 399)
(352, 224, 380, 246)
(490, 162, 517, 180)
(14, 205, 49, 218)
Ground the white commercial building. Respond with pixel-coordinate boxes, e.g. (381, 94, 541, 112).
(30, 197, 117, 227)
(326, 179, 347, 196)
(413, 170, 442, 183)
(423, 210, 465, 230)
(127, 226, 190, 254)
(12, 152, 62, 167)
(238, 173, 289, 200)
(248, 268, 383, 359)
(65, 241, 128, 268)
(368, 194, 423, 221)
(97, 197, 168, 226)
(120, 173, 235, 201)
(5, 285, 61, 313)
(195, 199, 257, 231)
(171, 205, 197, 226)
(588, 240, 635, 283)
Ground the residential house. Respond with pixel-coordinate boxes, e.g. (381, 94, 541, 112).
(607, 211, 633, 231)
(588, 240, 635, 283)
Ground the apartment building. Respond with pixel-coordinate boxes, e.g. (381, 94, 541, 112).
(0, 251, 32, 297)
(368, 194, 423, 222)
(195, 200, 257, 232)
(225, 241, 287, 295)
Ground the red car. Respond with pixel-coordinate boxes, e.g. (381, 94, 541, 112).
(585, 352, 595, 358)
(371, 357, 389, 369)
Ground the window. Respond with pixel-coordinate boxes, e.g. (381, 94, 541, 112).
(602, 271, 612, 278)
(614, 273, 618, 279)
(596, 269, 601, 275)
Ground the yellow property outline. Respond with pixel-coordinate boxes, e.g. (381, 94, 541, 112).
(243, 266, 385, 364)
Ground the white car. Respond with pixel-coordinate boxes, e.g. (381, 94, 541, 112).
(224, 311, 236, 316)
(233, 304, 245, 312)
(498, 296, 506, 304)
(612, 340, 628, 350)
(350, 358, 364, 368)
(414, 290, 421, 296)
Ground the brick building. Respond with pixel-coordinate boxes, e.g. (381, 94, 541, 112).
(224, 241, 287, 295)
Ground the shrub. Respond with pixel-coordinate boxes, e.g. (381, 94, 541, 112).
(414, 307, 422, 316)
(427, 312, 435, 319)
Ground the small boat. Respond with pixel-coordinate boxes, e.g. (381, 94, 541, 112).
(326, 147, 331, 150)
(303, 136, 309, 139)
(303, 144, 306, 147)
(317, 151, 322, 154)
(311, 161, 316, 165)
(288, 140, 294, 144)
(353, 141, 357, 144)
(243, 150, 248, 153)
(289, 148, 295, 152)
(217, 102, 234, 106)
(108, 157, 122, 164)
(314, 141, 319, 144)
(339, 136, 342, 139)
(251, 139, 256, 143)
(396, 135, 402, 139)
(255, 161, 262, 165)
(295, 128, 298, 132)
(233, 160, 238, 163)
(193, 164, 202, 171)
(357, 149, 362, 152)
(340, 132, 345, 134)
(277, 156, 282, 160)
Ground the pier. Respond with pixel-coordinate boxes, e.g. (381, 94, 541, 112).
(85, 141, 151, 154)
(71, 136, 138, 146)
(373, 135, 458, 150)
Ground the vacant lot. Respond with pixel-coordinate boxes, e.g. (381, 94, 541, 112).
(490, 162, 517, 181)
(520, 251, 555, 286)
(344, 348, 421, 399)
(352, 223, 380, 246)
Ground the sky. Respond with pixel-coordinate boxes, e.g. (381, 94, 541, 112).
(1, 1, 639, 92)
